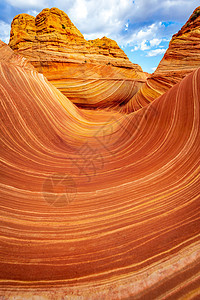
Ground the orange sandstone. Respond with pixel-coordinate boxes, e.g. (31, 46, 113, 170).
(9, 8, 145, 109)
(122, 6, 200, 113)
(0, 40, 200, 299)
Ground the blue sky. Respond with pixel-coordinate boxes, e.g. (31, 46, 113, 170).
(0, 0, 199, 73)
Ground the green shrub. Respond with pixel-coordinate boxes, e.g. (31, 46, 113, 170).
(190, 10, 200, 22)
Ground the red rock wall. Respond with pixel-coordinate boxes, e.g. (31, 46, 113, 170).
(122, 6, 200, 113)
(0, 40, 200, 299)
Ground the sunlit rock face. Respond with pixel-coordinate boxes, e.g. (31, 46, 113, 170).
(122, 6, 200, 113)
(0, 40, 200, 299)
(9, 7, 146, 109)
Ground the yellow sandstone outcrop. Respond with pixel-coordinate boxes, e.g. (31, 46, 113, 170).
(9, 7, 146, 109)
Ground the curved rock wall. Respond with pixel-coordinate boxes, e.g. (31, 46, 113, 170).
(0, 40, 200, 299)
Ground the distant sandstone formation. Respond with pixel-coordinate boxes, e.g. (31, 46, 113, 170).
(9, 7, 146, 109)
(122, 6, 200, 112)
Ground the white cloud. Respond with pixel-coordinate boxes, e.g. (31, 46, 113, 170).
(131, 45, 139, 52)
(136, 23, 162, 41)
(123, 22, 164, 46)
(6, 0, 48, 9)
(125, 22, 128, 31)
(84, 32, 108, 40)
(123, 0, 200, 23)
(26, 10, 39, 16)
(69, 0, 88, 20)
(61, 0, 133, 36)
(123, 22, 165, 51)
(140, 40, 150, 50)
(150, 38, 162, 47)
(0, 21, 11, 44)
(146, 48, 167, 57)
(151, 67, 157, 72)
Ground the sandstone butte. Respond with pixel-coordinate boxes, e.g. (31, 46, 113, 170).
(9, 7, 146, 109)
(122, 6, 200, 113)
(0, 40, 200, 299)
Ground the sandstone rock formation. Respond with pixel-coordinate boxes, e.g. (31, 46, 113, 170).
(122, 6, 200, 113)
(9, 8, 146, 109)
(0, 41, 200, 299)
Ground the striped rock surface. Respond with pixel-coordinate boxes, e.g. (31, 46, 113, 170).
(122, 6, 200, 113)
(9, 7, 146, 109)
(0, 40, 200, 299)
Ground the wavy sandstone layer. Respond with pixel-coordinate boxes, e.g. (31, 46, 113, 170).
(9, 7, 145, 109)
(123, 6, 200, 113)
(0, 41, 200, 299)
